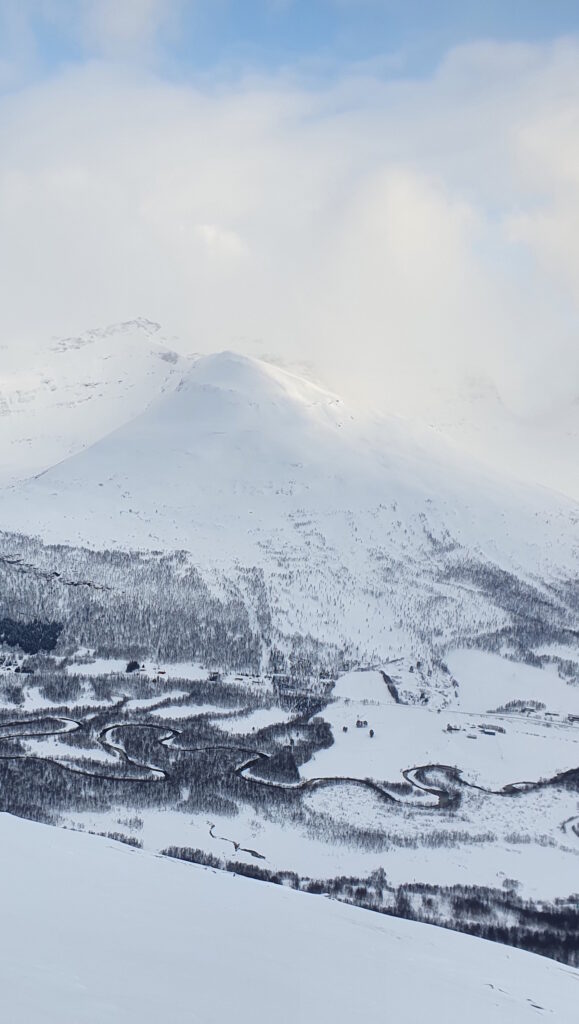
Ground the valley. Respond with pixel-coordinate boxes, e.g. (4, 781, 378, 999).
(1, 644, 578, 964)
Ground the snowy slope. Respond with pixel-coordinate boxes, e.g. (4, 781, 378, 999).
(1, 813, 577, 1024)
(2, 348, 575, 562)
(0, 319, 188, 484)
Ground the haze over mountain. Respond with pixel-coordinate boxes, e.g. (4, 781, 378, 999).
(0, 319, 186, 485)
(398, 373, 579, 505)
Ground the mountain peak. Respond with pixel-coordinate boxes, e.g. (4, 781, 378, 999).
(181, 350, 341, 412)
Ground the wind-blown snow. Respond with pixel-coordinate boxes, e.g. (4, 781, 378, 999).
(0, 813, 576, 1023)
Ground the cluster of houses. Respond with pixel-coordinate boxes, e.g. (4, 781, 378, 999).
(342, 719, 374, 738)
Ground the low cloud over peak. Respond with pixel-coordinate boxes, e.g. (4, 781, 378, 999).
(2, 34, 579, 493)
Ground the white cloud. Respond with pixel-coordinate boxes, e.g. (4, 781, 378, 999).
(79, 0, 184, 56)
(1, 38, 579, 492)
(0, 0, 184, 74)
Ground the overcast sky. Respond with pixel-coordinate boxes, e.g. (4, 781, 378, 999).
(2, 1, 579, 491)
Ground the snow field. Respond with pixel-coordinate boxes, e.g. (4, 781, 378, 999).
(1, 813, 577, 1024)
(447, 649, 579, 717)
(302, 668, 579, 791)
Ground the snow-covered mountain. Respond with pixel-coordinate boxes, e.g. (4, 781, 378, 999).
(4, 347, 576, 559)
(1, 336, 579, 989)
(1, 813, 577, 1024)
(1, 348, 577, 671)
(0, 319, 188, 485)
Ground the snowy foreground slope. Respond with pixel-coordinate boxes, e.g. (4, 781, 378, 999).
(1, 813, 577, 1024)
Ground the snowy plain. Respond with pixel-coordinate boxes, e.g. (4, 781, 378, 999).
(302, 666, 579, 790)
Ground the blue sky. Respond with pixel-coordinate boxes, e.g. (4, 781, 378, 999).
(6, 0, 579, 86)
(167, 1, 579, 75)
